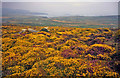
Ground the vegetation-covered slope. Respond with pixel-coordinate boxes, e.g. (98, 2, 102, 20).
(2, 25, 120, 77)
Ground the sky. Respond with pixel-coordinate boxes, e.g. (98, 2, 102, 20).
(1, 0, 120, 2)
(2, 1, 119, 17)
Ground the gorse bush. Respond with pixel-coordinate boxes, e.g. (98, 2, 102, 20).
(86, 44, 115, 56)
(2, 25, 119, 77)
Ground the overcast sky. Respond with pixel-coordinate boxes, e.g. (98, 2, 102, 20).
(2, 0, 120, 2)
(2, 2, 119, 17)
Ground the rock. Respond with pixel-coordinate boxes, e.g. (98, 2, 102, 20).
(19, 28, 38, 34)
(40, 27, 49, 32)
(22, 29, 27, 32)
(28, 28, 38, 32)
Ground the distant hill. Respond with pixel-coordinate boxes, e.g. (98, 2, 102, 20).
(52, 15, 118, 21)
(2, 8, 48, 16)
(2, 9, 118, 28)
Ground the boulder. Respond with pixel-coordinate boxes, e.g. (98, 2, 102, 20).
(40, 27, 49, 32)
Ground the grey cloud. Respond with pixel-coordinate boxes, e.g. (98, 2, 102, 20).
(2, 2, 118, 17)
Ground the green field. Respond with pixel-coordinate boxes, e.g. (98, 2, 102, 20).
(2, 15, 118, 28)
